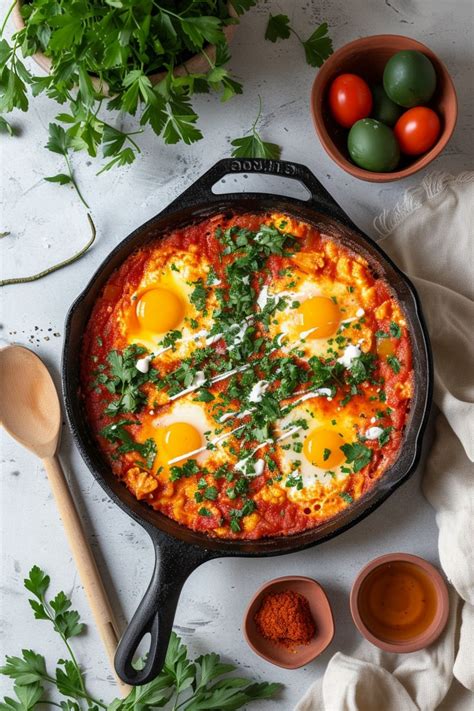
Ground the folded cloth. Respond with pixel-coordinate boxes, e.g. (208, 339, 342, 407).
(295, 172, 474, 711)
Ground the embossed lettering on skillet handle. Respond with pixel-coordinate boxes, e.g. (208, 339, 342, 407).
(160, 158, 357, 230)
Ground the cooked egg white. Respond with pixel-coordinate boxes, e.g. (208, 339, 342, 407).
(273, 402, 361, 503)
(264, 269, 368, 359)
(118, 251, 219, 358)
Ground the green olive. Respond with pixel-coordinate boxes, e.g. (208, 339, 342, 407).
(348, 118, 400, 172)
(383, 50, 437, 108)
(371, 85, 403, 127)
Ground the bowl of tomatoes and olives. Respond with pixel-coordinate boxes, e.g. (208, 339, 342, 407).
(311, 35, 457, 182)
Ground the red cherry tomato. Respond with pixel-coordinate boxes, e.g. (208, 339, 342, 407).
(394, 107, 441, 155)
(328, 74, 373, 128)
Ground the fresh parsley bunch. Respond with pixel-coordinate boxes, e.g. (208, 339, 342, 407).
(0, 0, 255, 170)
(1, 565, 282, 710)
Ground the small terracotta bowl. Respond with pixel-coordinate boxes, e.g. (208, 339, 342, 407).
(243, 576, 334, 669)
(311, 35, 458, 182)
(350, 553, 449, 653)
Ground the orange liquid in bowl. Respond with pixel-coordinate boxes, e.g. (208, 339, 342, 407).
(358, 561, 438, 642)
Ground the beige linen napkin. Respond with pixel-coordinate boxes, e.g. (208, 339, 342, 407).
(295, 172, 474, 711)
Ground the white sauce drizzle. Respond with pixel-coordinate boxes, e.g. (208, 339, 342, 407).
(136, 355, 152, 373)
(219, 408, 254, 424)
(337, 343, 362, 369)
(293, 388, 333, 403)
(248, 380, 270, 403)
(364, 426, 384, 440)
(256, 285, 269, 310)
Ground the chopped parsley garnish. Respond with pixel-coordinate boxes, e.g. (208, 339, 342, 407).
(195, 388, 214, 402)
(159, 330, 182, 350)
(340, 441, 373, 473)
(170, 459, 200, 482)
(387, 355, 401, 373)
(339, 492, 353, 504)
(98, 345, 157, 416)
(198, 507, 212, 517)
(286, 472, 303, 490)
(389, 321, 402, 338)
(348, 353, 376, 386)
(229, 499, 257, 532)
(100, 420, 156, 469)
(190, 278, 209, 314)
(323, 448, 331, 462)
(378, 427, 393, 446)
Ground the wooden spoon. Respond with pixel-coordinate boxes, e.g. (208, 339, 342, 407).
(0, 344, 131, 696)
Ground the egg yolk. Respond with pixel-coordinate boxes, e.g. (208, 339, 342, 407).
(136, 287, 184, 334)
(377, 338, 396, 358)
(297, 296, 341, 338)
(159, 422, 202, 464)
(303, 428, 346, 469)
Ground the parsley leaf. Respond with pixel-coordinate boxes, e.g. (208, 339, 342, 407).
(100, 420, 157, 469)
(0, 2, 255, 171)
(265, 14, 291, 42)
(263, 15, 333, 68)
(302, 23, 334, 67)
(98, 345, 153, 416)
(1, 570, 282, 710)
(341, 442, 373, 473)
(387, 355, 402, 374)
(44, 124, 90, 208)
(339, 491, 354, 504)
(390, 321, 402, 338)
(230, 96, 281, 159)
(190, 278, 209, 313)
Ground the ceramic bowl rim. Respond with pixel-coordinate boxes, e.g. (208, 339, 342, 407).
(310, 33, 458, 183)
(243, 575, 335, 669)
(350, 552, 450, 652)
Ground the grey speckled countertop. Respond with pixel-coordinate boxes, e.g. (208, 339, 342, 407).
(1, 0, 473, 708)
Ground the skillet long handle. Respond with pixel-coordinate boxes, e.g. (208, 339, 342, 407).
(114, 533, 212, 685)
(42, 455, 132, 697)
(161, 158, 357, 231)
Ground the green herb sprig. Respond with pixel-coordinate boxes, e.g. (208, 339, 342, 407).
(1, 565, 282, 710)
(230, 96, 281, 159)
(0, 0, 255, 170)
(265, 14, 333, 67)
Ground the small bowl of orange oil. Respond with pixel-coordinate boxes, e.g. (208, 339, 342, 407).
(350, 553, 449, 653)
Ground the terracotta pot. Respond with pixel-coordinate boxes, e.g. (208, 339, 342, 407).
(350, 553, 449, 653)
(12, 0, 237, 96)
(310, 35, 458, 182)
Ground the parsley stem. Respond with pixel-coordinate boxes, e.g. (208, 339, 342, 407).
(37, 593, 108, 709)
(252, 94, 263, 133)
(0, 0, 16, 36)
(0, 213, 96, 287)
(65, 152, 90, 209)
(201, 47, 214, 69)
(289, 26, 303, 44)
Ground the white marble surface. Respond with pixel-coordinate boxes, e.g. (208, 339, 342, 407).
(1, 0, 473, 708)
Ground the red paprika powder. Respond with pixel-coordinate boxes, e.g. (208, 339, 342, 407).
(254, 589, 316, 648)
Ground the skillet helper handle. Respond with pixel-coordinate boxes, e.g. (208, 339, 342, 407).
(42, 455, 132, 697)
(168, 158, 357, 230)
(114, 534, 211, 685)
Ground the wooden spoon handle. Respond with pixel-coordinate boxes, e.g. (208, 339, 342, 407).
(43, 455, 132, 697)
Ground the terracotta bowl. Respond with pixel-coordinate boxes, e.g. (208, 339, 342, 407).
(311, 35, 458, 182)
(12, 0, 236, 95)
(350, 553, 449, 653)
(243, 576, 334, 669)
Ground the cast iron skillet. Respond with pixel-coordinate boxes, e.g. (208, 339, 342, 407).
(62, 158, 432, 685)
